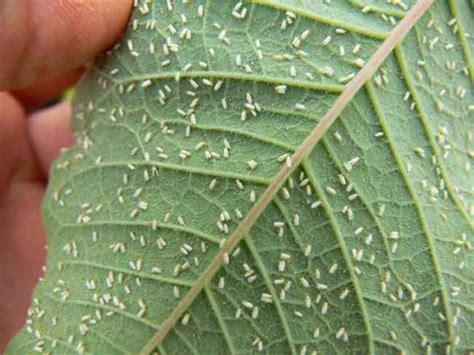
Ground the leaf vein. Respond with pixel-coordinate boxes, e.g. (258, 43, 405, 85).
(244, 236, 298, 355)
(301, 159, 375, 354)
(365, 81, 456, 350)
(204, 286, 237, 354)
(249, 0, 389, 39)
(62, 260, 194, 287)
(117, 71, 344, 93)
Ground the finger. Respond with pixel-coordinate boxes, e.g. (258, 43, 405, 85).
(0, 95, 46, 349)
(0, 180, 46, 351)
(0, 0, 132, 89)
(11, 68, 83, 111)
(0, 93, 26, 193)
(28, 101, 75, 178)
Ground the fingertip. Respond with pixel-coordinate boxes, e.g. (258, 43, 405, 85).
(0, 0, 133, 89)
(28, 101, 75, 178)
(0, 92, 25, 128)
(12, 68, 84, 112)
(0, 93, 26, 192)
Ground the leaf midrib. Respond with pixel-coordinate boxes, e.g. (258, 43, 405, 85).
(138, 2, 434, 353)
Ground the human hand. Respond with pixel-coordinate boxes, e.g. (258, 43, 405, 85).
(0, 1, 132, 351)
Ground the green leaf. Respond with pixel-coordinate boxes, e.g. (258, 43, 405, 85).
(8, 0, 473, 354)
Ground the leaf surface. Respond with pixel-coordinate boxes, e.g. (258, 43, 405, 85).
(7, 1, 473, 354)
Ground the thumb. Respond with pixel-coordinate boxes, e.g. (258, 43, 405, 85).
(0, 0, 132, 89)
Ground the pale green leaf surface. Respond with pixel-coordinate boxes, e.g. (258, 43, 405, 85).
(7, 0, 473, 354)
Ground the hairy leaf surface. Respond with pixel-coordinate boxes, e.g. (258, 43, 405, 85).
(7, 0, 473, 354)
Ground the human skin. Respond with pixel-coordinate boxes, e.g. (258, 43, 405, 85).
(0, 1, 132, 351)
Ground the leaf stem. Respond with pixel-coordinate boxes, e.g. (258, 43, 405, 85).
(140, 1, 435, 353)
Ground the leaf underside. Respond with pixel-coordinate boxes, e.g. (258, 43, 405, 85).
(7, 1, 473, 354)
